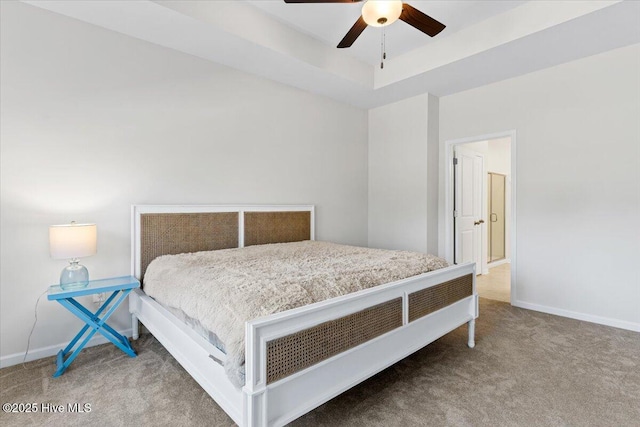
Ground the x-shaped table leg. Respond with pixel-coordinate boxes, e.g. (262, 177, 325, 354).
(53, 289, 136, 377)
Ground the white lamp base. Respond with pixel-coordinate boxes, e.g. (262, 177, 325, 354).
(60, 259, 89, 290)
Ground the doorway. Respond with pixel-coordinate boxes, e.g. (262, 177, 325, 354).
(444, 131, 516, 304)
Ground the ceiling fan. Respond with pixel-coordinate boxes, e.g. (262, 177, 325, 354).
(283, 0, 446, 49)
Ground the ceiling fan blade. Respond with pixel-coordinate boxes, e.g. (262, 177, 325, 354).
(337, 16, 367, 48)
(284, 0, 362, 3)
(399, 3, 445, 37)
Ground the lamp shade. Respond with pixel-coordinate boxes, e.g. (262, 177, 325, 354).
(49, 223, 97, 260)
(362, 0, 403, 27)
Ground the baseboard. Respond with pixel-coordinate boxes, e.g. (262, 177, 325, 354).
(512, 300, 640, 332)
(488, 259, 510, 268)
(0, 328, 133, 369)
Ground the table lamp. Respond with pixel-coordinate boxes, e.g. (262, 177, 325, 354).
(49, 222, 97, 290)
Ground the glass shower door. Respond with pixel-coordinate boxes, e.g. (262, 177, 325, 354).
(488, 173, 506, 262)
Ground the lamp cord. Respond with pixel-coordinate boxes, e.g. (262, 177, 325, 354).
(22, 288, 49, 369)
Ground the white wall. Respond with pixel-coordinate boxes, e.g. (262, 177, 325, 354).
(460, 140, 489, 156)
(426, 95, 440, 254)
(488, 137, 511, 176)
(368, 94, 435, 253)
(440, 43, 640, 331)
(0, 2, 369, 364)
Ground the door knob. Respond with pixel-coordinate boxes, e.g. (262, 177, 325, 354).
(474, 220, 485, 225)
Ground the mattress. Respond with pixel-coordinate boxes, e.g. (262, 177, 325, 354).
(161, 304, 227, 354)
(143, 240, 448, 386)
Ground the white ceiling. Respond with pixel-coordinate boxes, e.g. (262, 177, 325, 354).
(247, 1, 528, 66)
(23, 0, 640, 109)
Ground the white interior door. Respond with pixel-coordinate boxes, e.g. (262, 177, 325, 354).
(454, 146, 484, 272)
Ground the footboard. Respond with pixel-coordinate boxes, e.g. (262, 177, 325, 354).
(243, 263, 477, 427)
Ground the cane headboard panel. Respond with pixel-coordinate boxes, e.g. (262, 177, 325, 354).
(132, 205, 315, 281)
(244, 211, 311, 247)
(139, 212, 239, 282)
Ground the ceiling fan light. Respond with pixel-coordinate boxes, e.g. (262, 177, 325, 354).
(361, 0, 403, 27)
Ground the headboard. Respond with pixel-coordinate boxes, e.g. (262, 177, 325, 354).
(131, 205, 315, 281)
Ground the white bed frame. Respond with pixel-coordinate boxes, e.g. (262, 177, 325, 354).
(129, 205, 478, 426)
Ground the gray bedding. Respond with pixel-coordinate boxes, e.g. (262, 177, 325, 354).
(143, 240, 448, 386)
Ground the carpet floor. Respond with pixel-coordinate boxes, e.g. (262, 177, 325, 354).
(1, 298, 639, 426)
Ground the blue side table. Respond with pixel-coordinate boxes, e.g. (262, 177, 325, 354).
(48, 276, 139, 377)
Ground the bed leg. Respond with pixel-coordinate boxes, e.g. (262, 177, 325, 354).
(132, 314, 139, 340)
(467, 319, 475, 348)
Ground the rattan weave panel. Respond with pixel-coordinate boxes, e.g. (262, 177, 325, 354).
(266, 298, 402, 384)
(408, 274, 473, 322)
(244, 211, 311, 247)
(140, 212, 238, 281)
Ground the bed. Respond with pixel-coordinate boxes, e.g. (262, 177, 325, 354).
(129, 205, 478, 426)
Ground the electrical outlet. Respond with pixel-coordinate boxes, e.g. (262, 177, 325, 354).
(93, 292, 106, 306)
